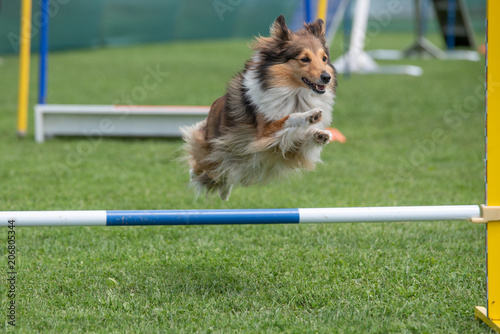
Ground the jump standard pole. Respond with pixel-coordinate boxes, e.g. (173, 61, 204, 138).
(474, 0, 500, 331)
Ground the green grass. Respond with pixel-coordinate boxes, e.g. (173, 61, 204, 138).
(0, 33, 493, 332)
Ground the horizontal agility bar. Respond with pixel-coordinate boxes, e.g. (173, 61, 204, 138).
(35, 104, 210, 115)
(35, 104, 209, 143)
(0, 205, 481, 227)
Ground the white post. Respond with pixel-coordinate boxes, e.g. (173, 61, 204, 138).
(334, 0, 378, 73)
(333, 0, 422, 76)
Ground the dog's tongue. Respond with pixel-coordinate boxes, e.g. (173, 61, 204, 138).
(315, 84, 325, 91)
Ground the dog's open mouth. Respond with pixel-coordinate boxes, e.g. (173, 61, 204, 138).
(302, 77, 326, 94)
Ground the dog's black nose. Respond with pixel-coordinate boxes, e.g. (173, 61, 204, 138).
(320, 72, 331, 84)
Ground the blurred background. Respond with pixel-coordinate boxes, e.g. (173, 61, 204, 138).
(0, 0, 486, 54)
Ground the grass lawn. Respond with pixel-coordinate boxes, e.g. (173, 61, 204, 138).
(0, 32, 493, 333)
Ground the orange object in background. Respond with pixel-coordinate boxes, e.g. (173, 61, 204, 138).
(327, 127, 346, 143)
(479, 43, 486, 55)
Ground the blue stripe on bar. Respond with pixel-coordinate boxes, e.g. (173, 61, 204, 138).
(106, 209, 300, 226)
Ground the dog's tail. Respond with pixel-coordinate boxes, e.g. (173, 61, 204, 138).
(181, 121, 208, 197)
(181, 121, 233, 200)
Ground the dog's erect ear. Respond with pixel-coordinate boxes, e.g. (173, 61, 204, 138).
(270, 15, 291, 41)
(305, 18, 325, 39)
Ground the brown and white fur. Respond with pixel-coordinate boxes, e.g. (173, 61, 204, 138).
(181, 15, 337, 200)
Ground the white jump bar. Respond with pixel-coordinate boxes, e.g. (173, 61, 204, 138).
(35, 104, 209, 142)
(0, 205, 482, 227)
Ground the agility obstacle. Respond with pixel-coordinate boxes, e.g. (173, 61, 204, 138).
(472, 0, 500, 330)
(0, 205, 484, 227)
(32, 3, 207, 143)
(35, 104, 208, 142)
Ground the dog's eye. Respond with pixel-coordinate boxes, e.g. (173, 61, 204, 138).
(300, 57, 310, 63)
(323, 56, 328, 62)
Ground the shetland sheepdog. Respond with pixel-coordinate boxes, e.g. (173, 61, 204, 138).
(182, 15, 337, 200)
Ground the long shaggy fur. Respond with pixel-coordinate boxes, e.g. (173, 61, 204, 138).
(182, 15, 337, 200)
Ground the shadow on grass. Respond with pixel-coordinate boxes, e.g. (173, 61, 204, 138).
(151, 262, 255, 298)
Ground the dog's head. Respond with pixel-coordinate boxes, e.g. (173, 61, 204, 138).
(252, 15, 336, 94)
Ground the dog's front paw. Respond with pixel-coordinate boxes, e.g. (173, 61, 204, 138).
(313, 130, 332, 145)
(286, 108, 323, 127)
(307, 109, 322, 125)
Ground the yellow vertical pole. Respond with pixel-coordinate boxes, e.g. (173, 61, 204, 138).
(486, 0, 500, 322)
(16, 0, 32, 137)
(316, 0, 328, 23)
(476, 0, 500, 331)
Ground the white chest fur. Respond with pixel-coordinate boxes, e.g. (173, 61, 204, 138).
(242, 54, 335, 128)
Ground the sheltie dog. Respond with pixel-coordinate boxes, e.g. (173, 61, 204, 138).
(182, 15, 337, 200)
